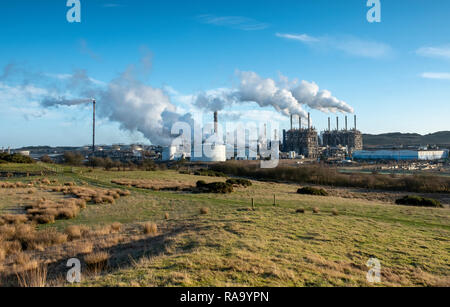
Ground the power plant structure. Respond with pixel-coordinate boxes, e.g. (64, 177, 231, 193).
(322, 115, 363, 154)
(282, 113, 319, 159)
(190, 111, 227, 162)
(92, 99, 96, 155)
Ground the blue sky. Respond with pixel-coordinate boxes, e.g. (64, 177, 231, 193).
(0, 0, 449, 147)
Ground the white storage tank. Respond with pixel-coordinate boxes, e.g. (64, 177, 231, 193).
(191, 144, 226, 162)
(162, 146, 177, 161)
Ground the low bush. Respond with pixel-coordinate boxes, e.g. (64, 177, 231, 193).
(226, 178, 252, 187)
(395, 196, 443, 208)
(143, 222, 158, 235)
(84, 252, 109, 274)
(0, 153, 35, 164)
(110, 222, 122, 232)
(297, 187, 329, 196)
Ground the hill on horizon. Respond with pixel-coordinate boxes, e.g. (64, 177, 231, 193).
(363, 131, 450, 148)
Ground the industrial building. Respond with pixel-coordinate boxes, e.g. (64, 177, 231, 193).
(282, 113, 319, 159)
(353, 149, 449, 161)
(190, 111, 227, 162)
(322, 115, 363, 154)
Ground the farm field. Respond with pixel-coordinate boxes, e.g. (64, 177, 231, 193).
(0, 163, 449, 287)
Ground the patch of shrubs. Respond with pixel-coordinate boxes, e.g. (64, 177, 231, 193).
(0, 153, 35, 164)
(194, 169, 227, 178)
(196, 181, 233, 194)
(395, 196, 443, 208)
(210, 163, 450, 193)
(226, 178, 252, 187)
(297, 187, 329, 196)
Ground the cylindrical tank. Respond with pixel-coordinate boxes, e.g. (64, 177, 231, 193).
(191, 144, 226, 162)
(162, 146, 177, 161)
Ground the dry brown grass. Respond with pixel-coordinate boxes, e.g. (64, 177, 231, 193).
(84, 251, 109, 274)
(15, 264, 47, 287)
(70, 241, 94, 255)
(0, 224, 67, 256)
(143, 222, 158, 235)
(0, 214, 28, 225)
(65, 225, 82, 240)
(200, 207, 210, 215)
(110, 222, 122, 232)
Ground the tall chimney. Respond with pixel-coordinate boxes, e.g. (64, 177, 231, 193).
(92, 99, 96, 154)
(328, 117, 331, 131)
(354, 115, 357, 131)
(345, 116, 348, 131)
(274, 129, 278, 141)
(214, 111, 218, 134)
(299, 116, 302, 130)
(264, 123, 267, 141)
(290, 114, 293, 130)
(308, 113, 311, 130)
(336, 116, 339, 131)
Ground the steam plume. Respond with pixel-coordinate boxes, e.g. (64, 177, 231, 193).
(194, 71, 353, 117)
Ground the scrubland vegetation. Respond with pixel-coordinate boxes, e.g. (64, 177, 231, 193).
(211, 162, 450, 193)
(0, 162, 448, 287)
(396, 196, 443, 208)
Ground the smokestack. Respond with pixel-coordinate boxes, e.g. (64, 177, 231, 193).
(328, 117, 331, 131)
(264, 123, 267, 141)
(299, 115, 302, 130)
(308, 113, 311, 130)
(274, 129, 277, 141)
(214, 111, 218, 134)
(290, 114, 293, 130)
(336, 116, 339, 131)
(92, 99, 96, 154)
(354, 115, 357, 131)
(345, 116, 348, 131)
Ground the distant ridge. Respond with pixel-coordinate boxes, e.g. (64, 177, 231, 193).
(363, 131, 450, 148)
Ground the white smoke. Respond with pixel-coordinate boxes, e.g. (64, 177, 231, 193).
(291, 80, 354, 113)
(37, 66, 191, 146)
(97, 71, 192, 146)
(194, 71, 353, 117)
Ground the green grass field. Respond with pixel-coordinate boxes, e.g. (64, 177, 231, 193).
(1, 164, 449, 287)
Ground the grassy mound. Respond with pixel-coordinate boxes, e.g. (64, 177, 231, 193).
(395, 196, 443, 208)
(297, 187, 329, 196)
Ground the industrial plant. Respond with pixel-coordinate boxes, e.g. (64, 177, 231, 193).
(2, 108, 448, 165)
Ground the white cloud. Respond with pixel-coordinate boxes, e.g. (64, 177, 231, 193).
(276, 33, 392, 58)
(197, 14, 269, 31)
(275, 33, 319, 43)
(421, 72, 450, 80)
(417, 46, 450, 60)
(45, 73, 106, 86)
